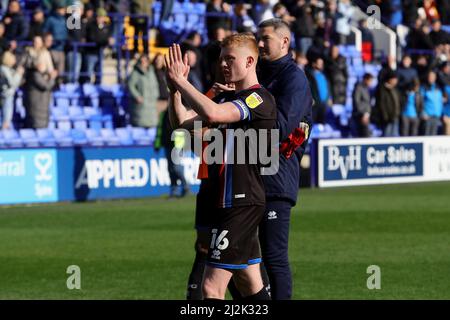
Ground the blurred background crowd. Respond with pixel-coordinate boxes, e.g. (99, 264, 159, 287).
(0, 0, 449, 146)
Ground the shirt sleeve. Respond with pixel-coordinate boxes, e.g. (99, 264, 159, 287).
(232, 90, 274, 122)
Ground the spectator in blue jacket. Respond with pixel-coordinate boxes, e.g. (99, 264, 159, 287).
(421, 70, 444, 135)
(43, 4, 69, 83)
(255, 18, 312, 300)
(305, 56, 331, 124)
(401, 79, 423, 136)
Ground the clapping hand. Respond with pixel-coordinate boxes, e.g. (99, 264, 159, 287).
(164, 44, 190, 92)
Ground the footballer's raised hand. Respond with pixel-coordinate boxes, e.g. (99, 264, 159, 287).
(165, 44, 190, 84)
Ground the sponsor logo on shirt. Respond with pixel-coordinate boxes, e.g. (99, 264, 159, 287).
(245, 92, 263, 109)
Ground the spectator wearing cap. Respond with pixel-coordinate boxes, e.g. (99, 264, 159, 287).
(43, 4, 68, 83)
(0, 51, 24, 129)
(352, 73, 374, 138)
(420, 70, 444, 135)
(374, 70, 401, 137)
(82, 7, 113, 84)
(28, 7, 46, 40)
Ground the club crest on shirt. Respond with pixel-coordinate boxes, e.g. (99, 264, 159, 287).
(245, 92, 263, 109)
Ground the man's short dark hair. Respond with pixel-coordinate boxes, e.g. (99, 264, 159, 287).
(258, 18, 290, 33)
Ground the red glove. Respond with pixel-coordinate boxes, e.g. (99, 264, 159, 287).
(279, 127, 307, 159)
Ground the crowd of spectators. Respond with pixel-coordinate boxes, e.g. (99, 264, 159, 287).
(173, 0, 450, 137)
(0, 0, 449, 138)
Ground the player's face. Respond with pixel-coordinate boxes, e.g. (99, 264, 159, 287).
(257, 26, 283, 61)
(219, 46, 250, 83)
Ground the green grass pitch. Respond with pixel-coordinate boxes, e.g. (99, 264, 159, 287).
(0, 182, 449, 299)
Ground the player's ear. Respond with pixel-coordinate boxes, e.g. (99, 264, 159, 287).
(282, 36, 289, 50)
(246, 56, 254, 68)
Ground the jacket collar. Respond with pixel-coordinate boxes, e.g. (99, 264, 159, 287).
(258, 54, 292, 83)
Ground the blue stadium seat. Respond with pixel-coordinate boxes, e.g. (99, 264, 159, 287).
(68, 106, 87, 121)
(36, 128, 57, 147)
(2, 129, 23, 148)
(82, 83, 100, 108)
(54, 94, 71, 108)
(331, 104, 346, 117)
(0, 131, 4, 147)
(441, 25, 450, 33)
(53, 129, 73, 147)
(103, 119, 114, 129)
(89, 118, 103, 131)
(84, 107, 103, 121)
(51, 105, 70, 121)
(71, 129, 88, 146)
(100, 128, 121, 146)
(183, 1, 200, 31)
(115, 128, 134, 146)
(48, 120, 56, 130)
(100, 84, 123, 97)
(61, 83, 80, 93)
(152, 1, 162, 27)
(85, 129, 104, 146)
(352, 57, 363, 67)
(73, 119, 88, 130)
(131, 127, 152, 145)
(147, 127, 157, 143)
(369, 124, 383, 137)
(57, 119, 72, 131)
(19, 129, 40, 147)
